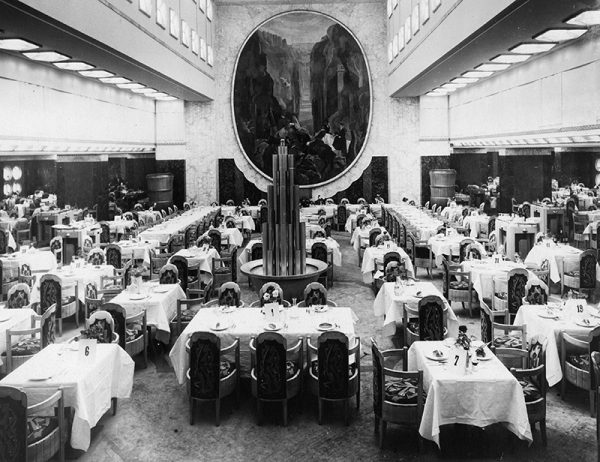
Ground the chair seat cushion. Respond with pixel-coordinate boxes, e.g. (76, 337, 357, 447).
(220, 360, 235, 378)
(493, 334, 522, 349)
(179, 308, 200, 323)
(286, 360, 297, 379)
(568, 353, 589, 370)
(384, 378, 426, 404)
(311, 360, 356, 378)
(407, 321, 419, 334)
(565, 271, 580, 277)
(449, 280, 469, 290)
(3, 338, 41, 356)
(187, 276, 199, 284)
(27, 416, 58, 445)
(213, 267, 231, 275)
(494, 292, 508, 300)
(519, 378, 542, 403)
(125, 325, 143, 342)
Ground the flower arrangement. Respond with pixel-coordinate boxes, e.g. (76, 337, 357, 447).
(455, 325, 471, 350)
(80, 322, 111, 343)
(132, 264, 147, 279)
(263, 289, 280, 304)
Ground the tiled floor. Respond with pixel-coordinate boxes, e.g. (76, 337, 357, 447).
(56, 231, 596, 461)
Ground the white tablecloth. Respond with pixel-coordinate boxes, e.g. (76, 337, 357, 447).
(384, 204, 444, 241)
(361, 245, 414, 283)
(0, 307, 37, 366)
(111, 283, 185, 343)
(350, 226, 386, 253)
(373, 282, 458, 337)
(408, 341, 532, 448)
(306, 238, 342, 267)
(514, 303, 599, 387)
(0, 250, 57, 280)
(171, 247, 221, 274)
(108, 219, 137, 234)
(31, 264, 115, 304)
(117, 240, 159, 266)
(201, 227, 244, 248)
(428, 235, 487, 267)
(170, 306, 358, 382)
(301, 205, 337, 219)
(460, 260, 529, 303)
(524, 243, 600, 283)
(462, 215, 490, 238)
(0, 343, 134, 451)
(140, 207, 216, 243)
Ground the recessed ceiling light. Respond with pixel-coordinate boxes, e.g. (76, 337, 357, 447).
(151, 92, 169, 98)
(441, 83, 466, 90)
(566, 11, 600, 26)
(534, 28, 587, 42)
(99, 77, 131, 84)
(116, 83, 145, 89)
(131, 88, 157, 94)
(79, 70, 114, 78)
(155, 96, 178, 101)
(0, 38, 40, 51)
(451, 77, 479, 84)
(475, 63, 511, 72)
(53, 61, 94, 71)
(425, 91, 447, 97)
(491, 54, 531, 63)
(462, 71, 494, 78)
(23, 51, 70, 62)
(510, 43, 556, 54)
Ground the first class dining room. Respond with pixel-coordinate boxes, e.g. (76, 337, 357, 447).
(3, 0, 600, 461)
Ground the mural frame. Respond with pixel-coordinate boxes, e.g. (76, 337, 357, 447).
(230, 9, 373, 189)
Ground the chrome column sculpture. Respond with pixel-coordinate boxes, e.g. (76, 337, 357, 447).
(262, 140, 307, 276)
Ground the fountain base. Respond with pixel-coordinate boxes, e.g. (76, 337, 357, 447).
(240, 258, 329, 301)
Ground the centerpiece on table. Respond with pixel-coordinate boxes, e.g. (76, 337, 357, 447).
(455, 325, 473, 373)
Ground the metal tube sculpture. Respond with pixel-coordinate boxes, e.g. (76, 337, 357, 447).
(262, 140, 307, 276)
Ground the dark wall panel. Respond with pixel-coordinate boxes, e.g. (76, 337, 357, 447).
(552, 151, 597, 187)
(499, 154, 552, 212)
(218, 159, 266, 205)
(156, 160, 186, 208)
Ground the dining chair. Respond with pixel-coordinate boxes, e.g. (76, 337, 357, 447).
(371, 339, 425, 450)
(412, 240, 433, 279)
(171, 297, 206, 339)
(404, 295, 447, 347)
(186, 332, 240, 426)
(184, 225, 197, 249)
(479, 300, 508, 345)
(560, 326, 600, 416)
(84, 282, 103, 318)
(211, 251, 236, 293)
(3, 304, 56, 374)
(369, 228, 382, 247)
(105, 244, 122, 269)
(561, 249, 597, 298)
(159, 263, 179, 285)
(171, 255, 197, 293)
(297, 282, 336, 307)
(83, 310, 118, 344)
(307, 332, 360, 425)
(0, 386, 65, 462)
(98, 221, 111, 248)
(87, 248, 106, 266)
(496, 336, 548, 446)
(99, 275, 123, 302)
(493, 268, 528, 323)
(523, 279, 549, 305)
(311, 242, 332, 288)
(18, 263, 36, 290)
(208, 229, 222, 253)
(337, 205, 347, 232)
(250, 333, 303, 426)
(49, 236, 63, 266)
(492, 321, 528, 368)
(447, 266, 474, 317)
(6, 282, 31, 308)
(149, 248, 172, 280)
(39, 274, 78, 337)
(168, 234, 185, 254)
(103, 302, 148, 370)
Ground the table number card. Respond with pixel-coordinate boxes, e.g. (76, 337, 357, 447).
(78, 339, 98, 363)
(565, 299, 587, 314)
(264, 302, 281, 324)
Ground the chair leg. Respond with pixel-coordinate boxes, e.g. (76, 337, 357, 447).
(143, 334, 148, 369)
(215, 399, 221, 427)
(58, 318, 63, 337)
(561, 379, 566, 400)
(256, 400, 262, 426)
(591, 390, 596, 417)
(379, 420, 387, 449)
(356, 390, 360, 410)
(540, 419, 547, 447)
(318, 398, 323, 425)
(374, 415, 379, 434)
(344, 399, 350, 426)
(112, 398, 117, 416)
(283, 400, 288, 427)
(189, 399, 194, 425)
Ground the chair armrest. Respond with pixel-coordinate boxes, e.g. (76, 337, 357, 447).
(27, 389, 62, 415)
(221, 337, 239, 355)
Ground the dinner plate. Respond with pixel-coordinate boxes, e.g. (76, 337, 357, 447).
(312, 305, 329, 313)
(538, 311, 559, 319)
(210, 322, 231, 331)
(474, 349, 493, 361)
(128, 294, 147, 300)
(29, 374, 52, 381)
(317, 322, 335, 331)
(590, 311, 600, 319)
(152, 286, 169, 294)
(264, 322, 283, 332)
(425, 350, 448, 362)
(576, 319, 598, 328)
(220, 305, 236, 314)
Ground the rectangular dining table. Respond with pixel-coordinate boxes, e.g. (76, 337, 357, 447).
(408, 341, 532, 448)
(524, 242, 600, 283)
(460, 259, 530, 304)
(171, 246, 222, 274)
(170, 306, 358, 382)
(373, 281, 458, 337)
(427, 234, 487, 267)
(111, 282, 185, 344)
(361, 244, 414, 283)
(0, 343, 134, 451)
(0, 307, 37, 367)
(513, 302, 600, 387)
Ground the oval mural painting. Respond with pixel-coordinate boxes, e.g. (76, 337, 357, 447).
(233, 12, 371, 186)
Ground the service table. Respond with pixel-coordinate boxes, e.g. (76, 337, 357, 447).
(110, 282, 185, 344)
(408, 340, 532, 448)
(514, 302, 600, 386)
(52, 221, 99, 248)
(0, 307, 37, 366)
(373, 281, 458, 337)
(529, 203, 566, 237)
(361, 244, 414, 283)
(170, 306, 358, 381)
(495, 216, 539, 260)
(0, 343, 134, 451)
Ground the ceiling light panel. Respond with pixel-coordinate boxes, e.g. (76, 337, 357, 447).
(451, 77, 479, 84)
(117, 83, 145, 89)
(462, 71, 494, 78)
(534, 28, 587, 42)
(131, 88, 157, 94)
(566, 11, 600, 26)
(23, 51, 69, 62)
(79, 70, 114, 78)
(475, 63, 511, 71)
(510, 43, 556, 54)
(54, 62, 94, 71)
(99, 77, 131, 84)
(491, 54, 531, 63)
(0, 38, 39, 51)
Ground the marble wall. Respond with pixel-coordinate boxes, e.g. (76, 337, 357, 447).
(183, 0, 426, 204)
